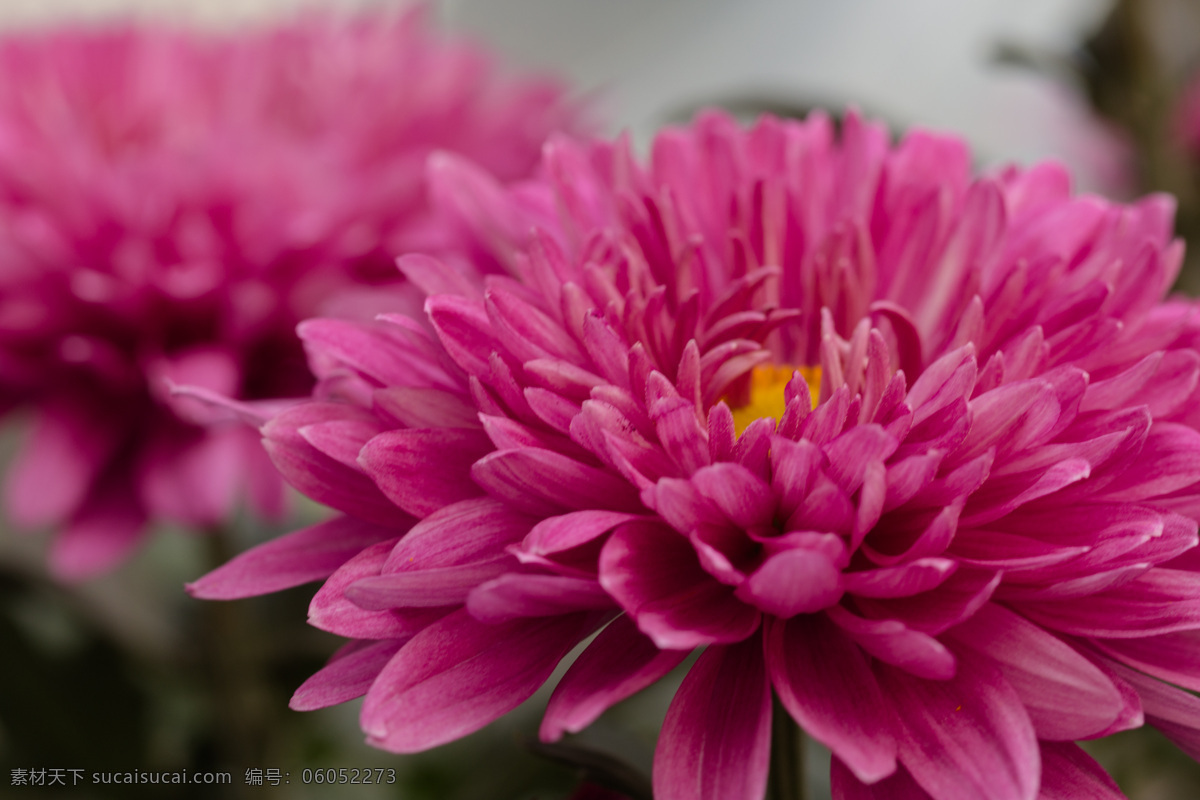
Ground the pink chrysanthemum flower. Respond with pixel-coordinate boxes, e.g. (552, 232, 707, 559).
(0, 12, 581, 579)
(193, 111, 1200, 799)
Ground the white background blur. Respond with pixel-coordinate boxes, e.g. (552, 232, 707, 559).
(0, 0, 1122, 191)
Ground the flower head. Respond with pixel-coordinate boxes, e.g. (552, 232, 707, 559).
(193, 110, 1200, 799)
(0, 12, 582, 579)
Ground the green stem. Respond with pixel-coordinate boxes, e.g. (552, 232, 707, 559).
(768, 694, 807, 800)
(200, 526, 273, 799)
(526, 740, 654, 800)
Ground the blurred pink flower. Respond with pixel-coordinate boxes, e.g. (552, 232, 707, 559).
(1176, 72, 1200, 157)
(0, 11, 583, 579)
(193, 111, 1200, 799)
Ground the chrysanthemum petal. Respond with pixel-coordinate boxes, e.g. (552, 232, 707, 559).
(946, 603, 1124, 739)
(348, 563, 510, 609)
(690, 463, 775, 528)
(1106, 659, 1200, 759)
(299, 418, 390, 470)
(519, 510, 647, 557)
(1017, 569, 1200, 637)
(382, 497, 533, 572)
(360, 609, 598, 753)
(540, 615, 689, 741)
(960, 458, 1091, 527)
(827, 605, 956, 680)
(1036, 742, 1126, 800)
(735, 547, 844, 617)
(1091, 630, 1200, 693)
(263, 404, 410, 527)
(472, 447, 643, 515)
(466, 574, 613, 622)
(843, 558, 958, 598)
(878, 651, 1039, 800)
(824, 425, 900, 494)
(358, 428, 492, 516)
(652, 638, 772, 800)
(308, 540, 444, 639)
(1102, 423, 1200, 502)
(830, 757, 928, 800)
(425, 293, 502, 376)
(855, 567, 1000, 634)
(767, 614, 898, 783)
(290, 638, 405, 711)
(372, 386, 479, 429)
(600, 520, 760, 648)
(427, 151, 530, 257)
(187, 515, 401, 599)
(301, 318, 452, 391)
(905, 346, 976, 427)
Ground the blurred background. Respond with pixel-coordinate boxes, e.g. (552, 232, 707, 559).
(0, 0, 1139, 189)
(1, 0, 1200, 798)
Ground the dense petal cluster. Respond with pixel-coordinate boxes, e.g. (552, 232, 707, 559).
(0, 12, 580, 578)
(194, 111, 1200, 799)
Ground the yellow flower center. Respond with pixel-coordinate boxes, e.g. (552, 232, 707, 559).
(730, 364, 821, 435)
